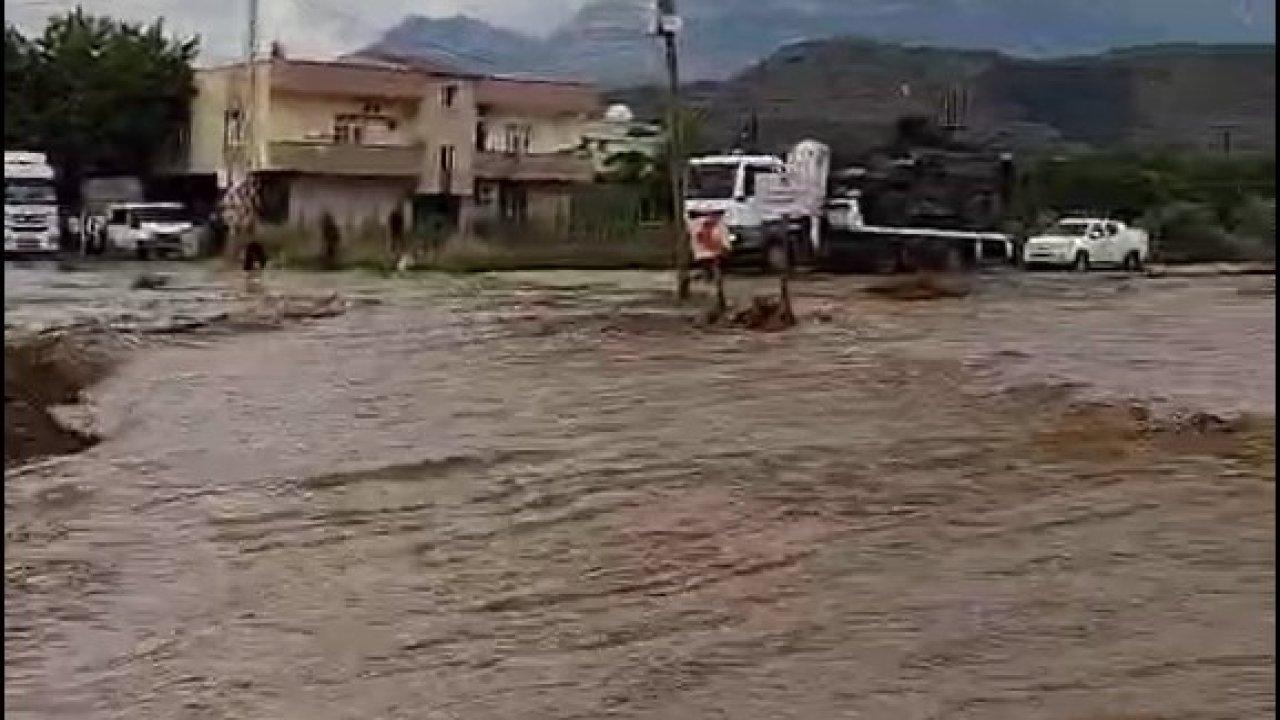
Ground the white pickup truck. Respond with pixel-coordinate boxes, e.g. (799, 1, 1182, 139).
(1023, 217, 1149, 272)
(101, 202, 199, 259)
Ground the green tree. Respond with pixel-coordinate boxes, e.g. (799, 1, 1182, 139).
(4, 8, 198, 198)
(5, 27, 40, 145)
(596, 109, 705, 221)
(647, 108, 705, 219)
(601, 150, 655, 185)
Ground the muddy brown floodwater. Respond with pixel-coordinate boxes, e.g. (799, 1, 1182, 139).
(5, 267, 1275, 720)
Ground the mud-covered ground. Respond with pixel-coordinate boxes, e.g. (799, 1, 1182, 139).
(5, 261, 1275, 719)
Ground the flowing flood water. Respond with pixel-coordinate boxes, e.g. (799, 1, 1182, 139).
(5, 263, 1275, 719)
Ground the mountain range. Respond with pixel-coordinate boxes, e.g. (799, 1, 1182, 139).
(616, 40, 1276, 156)
(362, 0, 1276, 84)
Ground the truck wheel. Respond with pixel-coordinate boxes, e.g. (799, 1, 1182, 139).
(136, 246, 150, 260)
(1123, 252, 1143, 273)
(1072, 251, 1090, 273)
(763, 242, 790, 274)
(873, 248, 899, 275)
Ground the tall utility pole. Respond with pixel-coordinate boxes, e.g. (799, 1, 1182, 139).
(224, 0, 259, 192)
(245, 0, 259, 175)
(222, 0, 260, 260)
(657, 0, 691, 300)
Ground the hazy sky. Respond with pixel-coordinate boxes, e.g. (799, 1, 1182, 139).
(4, 0, 588, 63)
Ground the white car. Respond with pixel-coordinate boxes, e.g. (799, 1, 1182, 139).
(102, 202, 199, 259)
(1023, 217, 1149, 272)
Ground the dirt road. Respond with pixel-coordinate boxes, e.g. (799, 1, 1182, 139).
(5, 267, 1274, 719)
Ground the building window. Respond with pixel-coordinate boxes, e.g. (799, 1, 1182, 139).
(501, 123, 532, 154)
(476, 121, 488, 151)
(442, 85, 458, 108)
(439, 145, 456, 193)
(440, 145, 456, 174)
(500, 184, 528, 223)
(334, 116, 366, 144)
(475, 180, 496, 207)
(362, 101, 382, 115)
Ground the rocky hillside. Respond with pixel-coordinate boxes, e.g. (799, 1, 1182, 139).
(362, 0, 1275, 84)
(616, 41, 1276, 157)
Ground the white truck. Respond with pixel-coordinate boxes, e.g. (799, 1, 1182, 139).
(4, 150, 61, 255)
(101, 202, 200, 259)
(684, 140, 1014, 272)
(686, 144, 828, 270)
(1022, 216, 1149, 272)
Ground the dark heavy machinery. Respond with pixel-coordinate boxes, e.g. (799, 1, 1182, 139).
(849, 116, 1016, 232)
(820, 116, 1018, 271)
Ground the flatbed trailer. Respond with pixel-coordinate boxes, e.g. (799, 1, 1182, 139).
(819, 224, 1015, 273)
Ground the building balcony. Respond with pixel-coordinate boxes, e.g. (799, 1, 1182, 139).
(474, 151, 594, 184)
(266, 141, 424, 177)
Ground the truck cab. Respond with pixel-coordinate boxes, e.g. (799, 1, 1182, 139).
(4, 150, 60, 255)
(686, 154, 790, 258)
(685, 142, 830, 269)
(1023, 217, 1150, 272)
(103, 202, 198, 259)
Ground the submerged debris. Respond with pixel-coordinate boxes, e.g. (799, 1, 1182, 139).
(729, 295, 797, 332)
(4, 333, 112, 465)
(866, 273, 972, 301)
(1032, 399, 1271, 467)
(131, 273, 171, 291)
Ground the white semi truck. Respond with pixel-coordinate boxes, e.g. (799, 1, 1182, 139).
(4, 150, 61, 255)
(684, 140, 1014, 272)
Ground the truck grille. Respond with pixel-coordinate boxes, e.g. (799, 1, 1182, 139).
(687, 210, 724, 220)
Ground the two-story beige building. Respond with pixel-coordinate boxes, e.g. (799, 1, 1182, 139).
(471, 77, 599, 234)
(183, 55, 600, 237)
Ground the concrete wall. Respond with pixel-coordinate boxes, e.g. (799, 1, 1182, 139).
(189, 64, 274, 180)
(528, 187, 572, 231)
(249, 62, 273, 171)
(189, 69, 232, 176)
(417, 78, 477, 197)
(286, 175, 415, 231)
(471, 182, 572, 234)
